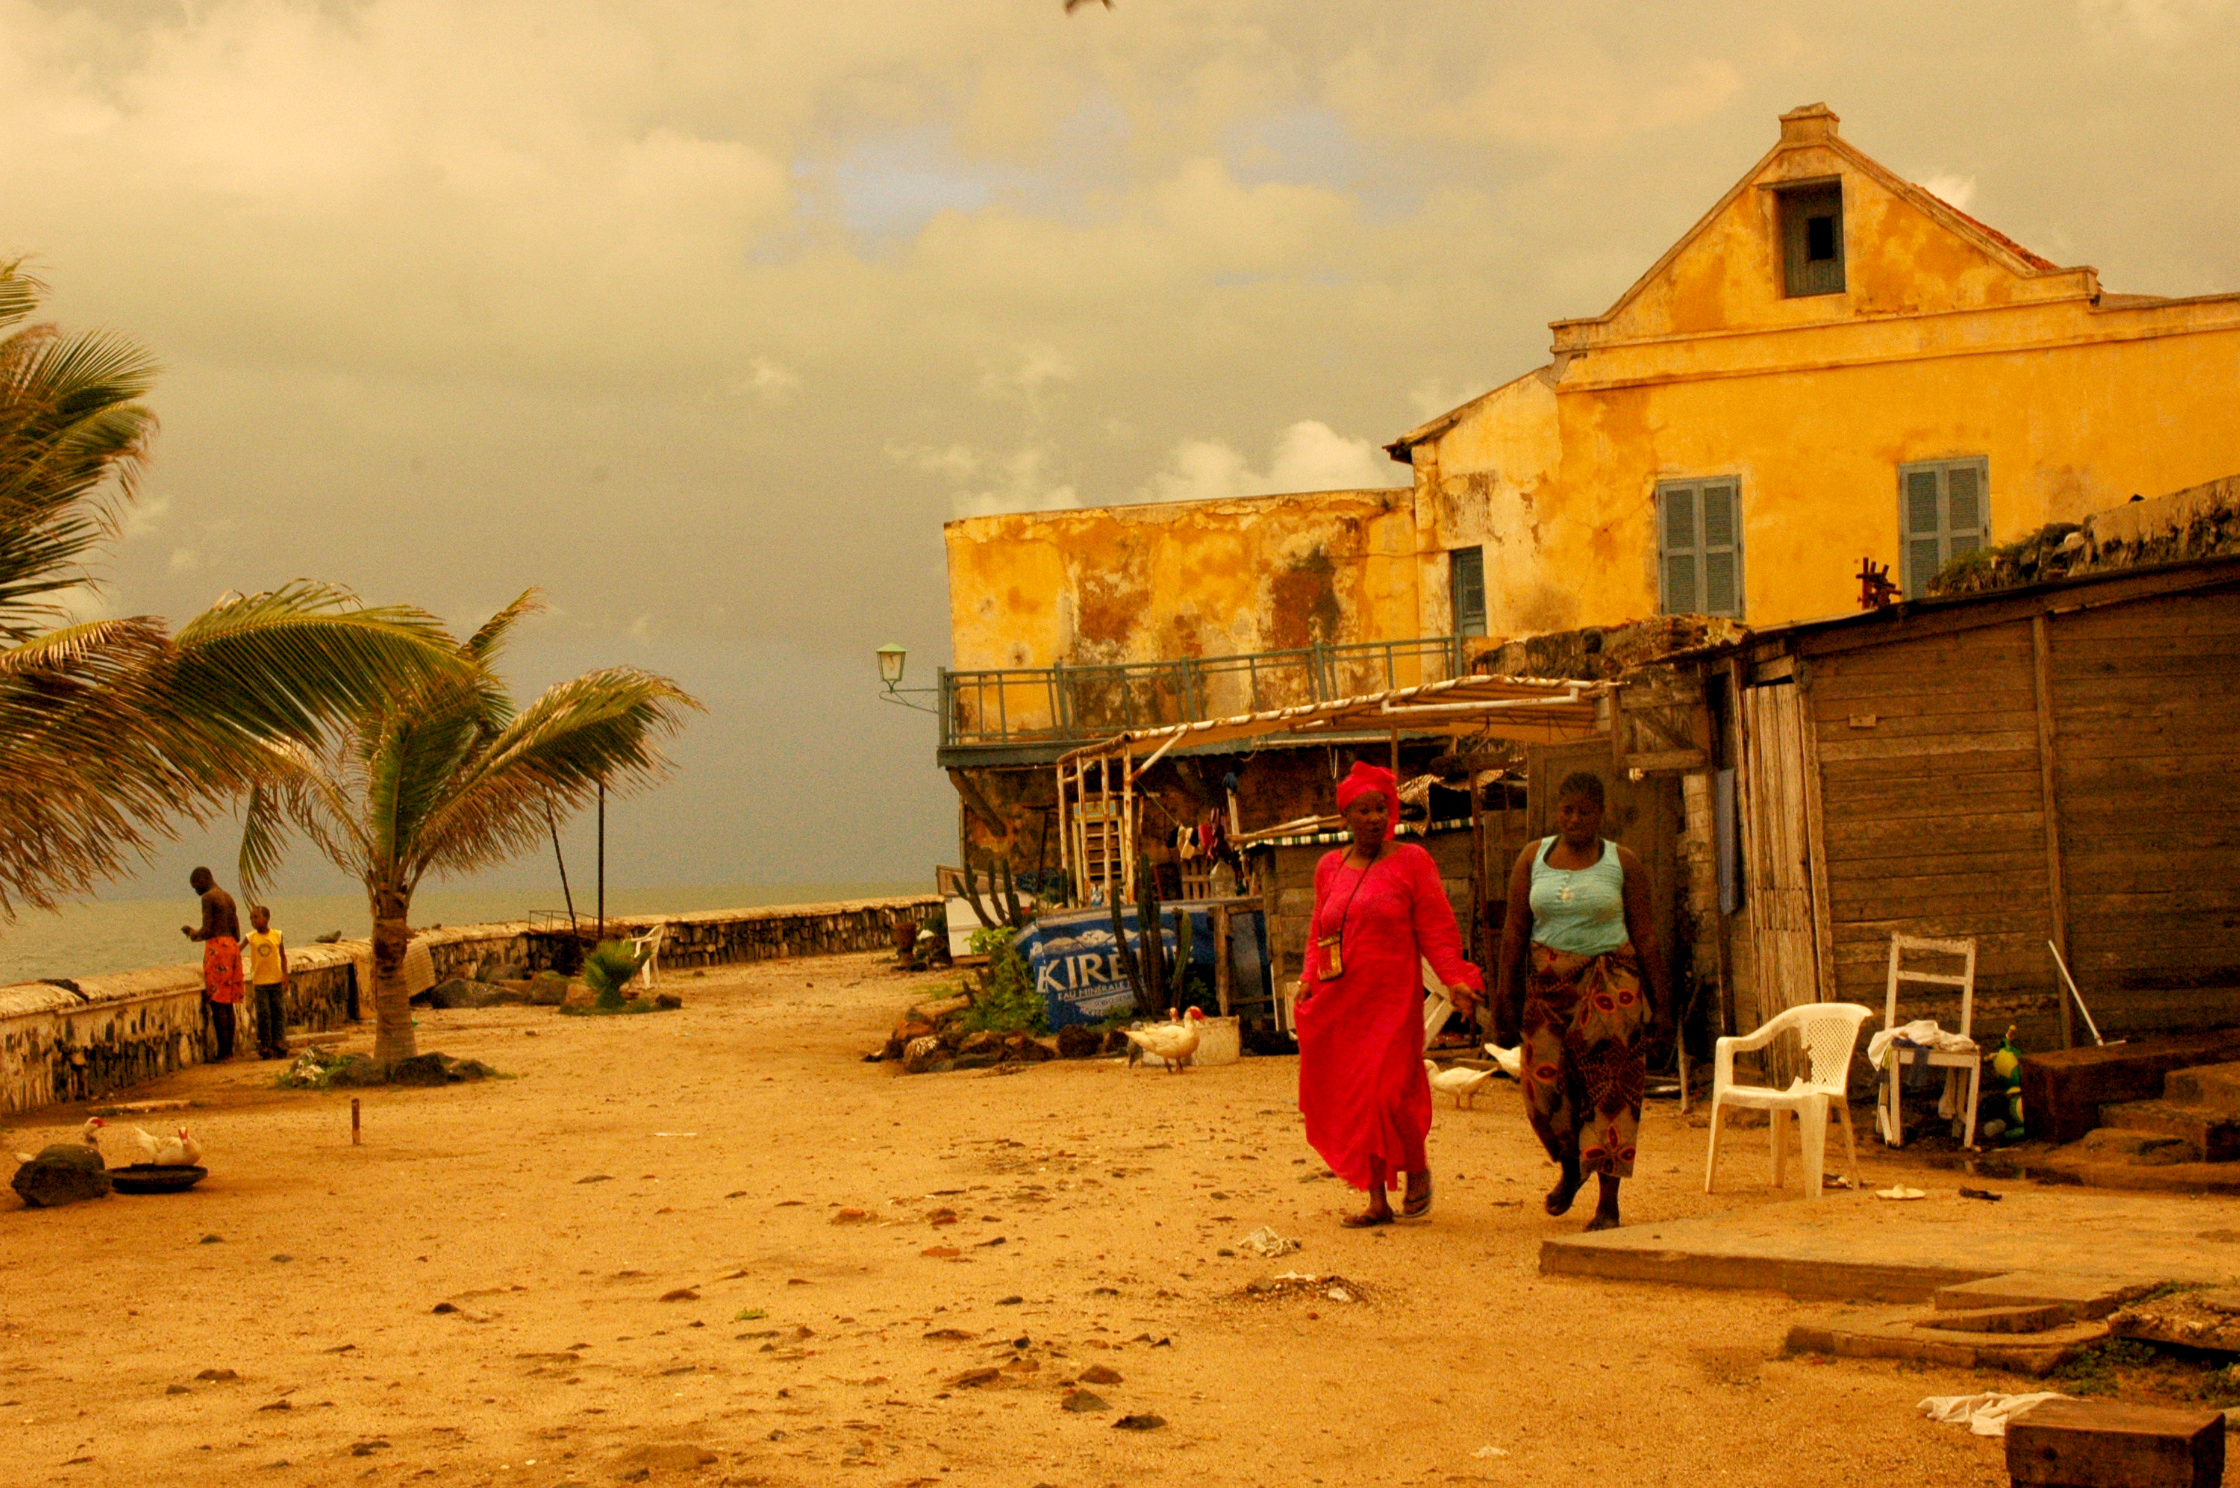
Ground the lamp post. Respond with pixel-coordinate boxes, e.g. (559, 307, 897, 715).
(875, 643, 938, 713)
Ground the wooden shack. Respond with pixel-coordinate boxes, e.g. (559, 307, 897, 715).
(1709, 555, 2240, 1047)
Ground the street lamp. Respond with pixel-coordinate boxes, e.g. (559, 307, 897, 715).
(874, 642, 937, 713)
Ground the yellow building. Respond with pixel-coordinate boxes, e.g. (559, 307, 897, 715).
(940, 102, 2240, 765)
(1396, 102, 2240, 637)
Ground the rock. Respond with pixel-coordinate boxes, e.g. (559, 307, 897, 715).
(1063, 1390, 1111, 1413)
(832, 1209, 870, 1224)
(948, 1367, 1001, 1389)
(1007, 1035, 1057, 1063)
(657, 1288, 699, 1303)
(415, 978, 516, 1009)
(1100, 1028, 1132, 1057)
(909, 995, 971, 1024)
(894, 1020, 935, 1043)
(526, 974, 571, 1008)
(12, 1148, 111, 1207)
(652, 993, 681, 1010)
(1056, 1026, 1103, 1059)
(562, 984, 597, 1011)
(349, 1440, 391, 1457)
(959, 1030, 1003, 1057)
(385, 1053, 494, 1086)
(950, 1051, 1002, 1070)
(1112, 1413, 1166, 1431)
(1078, 1364, 1123, 1385)
(900, 1035, 945, 1075)
(165, 1384, 189, 1395)
(329, 1055, 386, 1088)
(610, 1443, 717, 1477)
(195, 1368, 238, 1381)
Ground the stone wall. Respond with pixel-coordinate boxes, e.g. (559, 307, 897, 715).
(0, 896, 940, 1117)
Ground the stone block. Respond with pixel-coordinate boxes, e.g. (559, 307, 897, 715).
(2006, 1398, 2224, 1488)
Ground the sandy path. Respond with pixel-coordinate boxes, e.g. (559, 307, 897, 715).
(1, 954, 2034, 1486)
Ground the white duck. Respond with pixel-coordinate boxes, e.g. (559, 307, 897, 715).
(1483, 1042, 1523, 1080)
(12, 1117, 105, 1167)
(130, 1124, 203, 1167)
(1124, 1007, 1207, 1072)
(1425, 1060, 1497, 1109)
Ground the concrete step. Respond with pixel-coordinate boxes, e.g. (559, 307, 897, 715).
(2096, 1100, 2240, 1162)
(1915, 1302, 2078, 1335)
(2163, 1060, 2240, 1108)
(1786, 1312, 2109, 1376)
(1933, 1272, 2164, 1321)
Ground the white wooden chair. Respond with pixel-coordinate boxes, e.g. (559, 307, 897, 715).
(628, 924, 666, 990)
(1880, 934, 1982, 1150)
(1705, 1002, 1875, 1199)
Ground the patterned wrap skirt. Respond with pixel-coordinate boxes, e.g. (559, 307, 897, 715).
(1521, 942, 1647, 1178)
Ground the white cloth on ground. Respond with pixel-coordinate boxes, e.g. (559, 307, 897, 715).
(1917, 1392, 2071, 1437)
(1868, 1019, 1977, 1065)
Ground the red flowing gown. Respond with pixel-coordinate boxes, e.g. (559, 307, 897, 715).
(1296, 842, 1484, 1190)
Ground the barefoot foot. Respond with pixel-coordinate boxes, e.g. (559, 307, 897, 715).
(1544, 1165, 1583, 1217)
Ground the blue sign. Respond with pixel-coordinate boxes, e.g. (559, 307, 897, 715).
(1018, 904, 1269, 1030)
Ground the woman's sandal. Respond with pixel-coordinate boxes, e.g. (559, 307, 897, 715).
(1340, 1209, 1394, 1228)
(1400, 1173, 1433, 1220)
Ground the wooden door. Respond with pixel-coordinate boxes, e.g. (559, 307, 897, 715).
(1740, 681, 1822, 1035)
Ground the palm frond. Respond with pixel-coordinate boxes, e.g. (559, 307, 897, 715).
(404, 668, 700, 885)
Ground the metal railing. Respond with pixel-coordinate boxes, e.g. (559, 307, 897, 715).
(940, 635, 1470, 750)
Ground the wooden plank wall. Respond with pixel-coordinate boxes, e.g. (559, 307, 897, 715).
(1805, 618, 2059, 1028)
(2049, 591, 2240, 1020)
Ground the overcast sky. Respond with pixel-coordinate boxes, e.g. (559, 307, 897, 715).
(4, 0, 2235, 904)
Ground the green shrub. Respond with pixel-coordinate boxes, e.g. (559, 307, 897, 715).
(581, 939, 648, 1009)
(959, 928, 1044, 1035)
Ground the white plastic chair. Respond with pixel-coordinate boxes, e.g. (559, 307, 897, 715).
(628, 924, 666, 990)
(1421, 957, 1457, 1046)
(1705, 1002, 1874, 1199)
(1880, 934, 1981, 1150)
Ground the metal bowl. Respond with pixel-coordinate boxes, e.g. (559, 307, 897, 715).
(108, 1163, 207, 1194)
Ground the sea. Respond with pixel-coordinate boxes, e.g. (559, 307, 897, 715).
(0, 882, 923, 987)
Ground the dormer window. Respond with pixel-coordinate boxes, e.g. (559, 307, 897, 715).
(1779, 181, 1845, 297)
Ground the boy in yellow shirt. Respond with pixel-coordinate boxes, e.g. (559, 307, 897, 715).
(244, 906, 291, 1060)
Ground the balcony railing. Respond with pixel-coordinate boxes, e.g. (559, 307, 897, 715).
(940, 635, 1470, 752)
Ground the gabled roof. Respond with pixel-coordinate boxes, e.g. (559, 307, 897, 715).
(1389, 103, 2085, 457)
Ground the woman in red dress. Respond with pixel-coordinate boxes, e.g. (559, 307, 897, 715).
(1295, 761, 1484, 1227)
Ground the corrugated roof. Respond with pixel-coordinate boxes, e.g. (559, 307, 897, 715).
(1056, 672, 1610, 765)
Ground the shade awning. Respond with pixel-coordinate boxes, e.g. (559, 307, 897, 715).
(1055, 672, 1611, 769)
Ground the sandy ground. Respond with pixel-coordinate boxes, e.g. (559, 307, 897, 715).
(1, 953, 2154, 1488)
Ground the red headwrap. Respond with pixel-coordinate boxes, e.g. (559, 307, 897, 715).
(1335, 761, 1398, 814)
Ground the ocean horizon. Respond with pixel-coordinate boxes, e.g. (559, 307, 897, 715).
(0, 882, 925, 987)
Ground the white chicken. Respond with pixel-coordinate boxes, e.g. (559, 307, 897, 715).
(1483, 1042, 1524, 1080)
(130, 1123, 203, 1167)
(1124, 1007, 1206, 1072)
(1425, 1060, 1497, 1109)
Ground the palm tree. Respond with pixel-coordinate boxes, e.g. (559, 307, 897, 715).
(0, 261, 463, 917)
(237, 591, 700, 1061)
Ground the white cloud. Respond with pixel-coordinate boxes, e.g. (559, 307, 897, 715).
(167, 547, 199, 573)
(951, 445, 1079, 519)
(2079, 0, 2232, 39)
(1138, 420, 1402, 505)
(977, 342, 1077, 404)
(740, 357, 800, 402)
(121, 494, 172, 540)
(1918, 173, 1978, 211)
(888, 442, 983, 481)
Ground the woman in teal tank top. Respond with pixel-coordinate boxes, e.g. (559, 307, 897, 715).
(1494, 772, 1672, 1231)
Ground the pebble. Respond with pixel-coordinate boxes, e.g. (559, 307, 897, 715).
(1113, 1413, 1166, 1431)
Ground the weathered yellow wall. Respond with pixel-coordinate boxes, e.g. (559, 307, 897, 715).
(941, 105, 2240, 673)
(944, 488, 1419, 673)
(1413, 106, 2240, 636)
